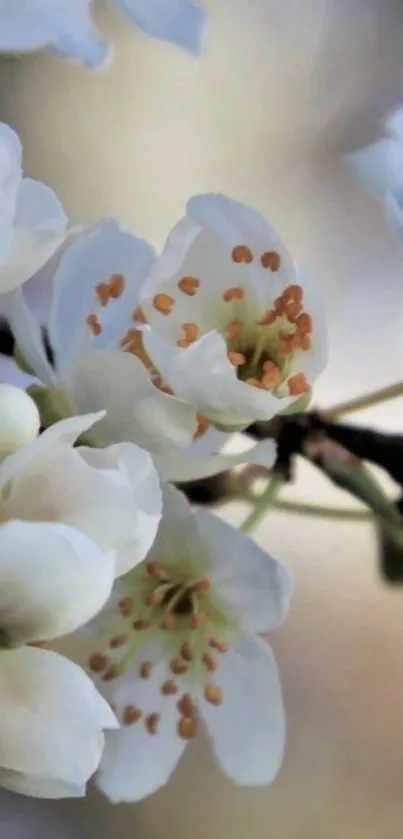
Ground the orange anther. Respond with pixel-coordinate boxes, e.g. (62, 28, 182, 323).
(296, 313, 312, 336)
(177, 716, 198, 740)
(95, 282, 110, 306)
(285, 300, 302, 322)
(246, 377, 264, 388)
(231, 244, 253, 264)
(257, 309, 277, 326)
(146, 561, 169, 581)
(176, 338, 191, 348)
(161, 680, 179, 696)
(288, 373, 310, 396)
(132, 305, 147, 323)
(182, 322, 199, 342)
(204, 683, 223, 706)
(202, 652, 218, 672)
(146, 589, 165, 607)
(222, 286, 245, 303)
(123, 705, 142, 725)
(190, 611, 207, 629)
(102, 664, 121, 682)
(108, 272, 125, 299)
(209, 638, 230, 653)
(226, 320, 243, 341)
(140, 661, 154, 679)
(283, 284, 303, 303)
(161, 613, 177, 630)
(180, 641, 193, 662)
(88, 652, 108, 673)
(170, 657, 189, 676)
(118, 596, 134, 617)
(178, 276, 200, 296)
(109, 634, 128, 649)
(132, 619, 150, 631)
(177, 693, 197, 717)
(145, 713, 160, 735)
(153, 293, 175, 315)
(193, 414, 211, 441)
(86, 313, 102, 336)
(228, 351, 246, 366)
(274, 297, 287, 316)
(260, 250, 281, 271)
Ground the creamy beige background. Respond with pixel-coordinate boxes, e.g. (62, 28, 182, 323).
(1, 0, 403, 836)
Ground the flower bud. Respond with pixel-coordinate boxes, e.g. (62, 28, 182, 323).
(0, 384, 40, 456)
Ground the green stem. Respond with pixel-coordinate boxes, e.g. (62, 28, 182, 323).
(324, 381, 403, 420)
(241, 473, 284, 533)
(272, 499, 371, 521)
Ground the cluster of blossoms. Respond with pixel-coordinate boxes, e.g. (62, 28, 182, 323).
(0, 120, 327, 802)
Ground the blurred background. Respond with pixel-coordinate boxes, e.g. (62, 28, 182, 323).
(1, 0, 403, 836)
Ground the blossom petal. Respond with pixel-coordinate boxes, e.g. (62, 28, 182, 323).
(145, 483, 200, 564)
(0, 647, 116, 785)
(0, 123, 21, 265)
(63, 348, 197, 454)
(48, 219, 156, 373)
(2, 287, 55, 385)
(143, 328, 294, 427)
(96, 656, 186, 802)
(196, 510, 293, 633)
(116, 0, 206, 55)
(79, 441, 162, 576)
(200, 635, 285, 785)
(0, 768, 85, 799)
(346, 139, 397, 196)
(0, 520, 115, 643)
(156, 438, 277, 482)
(0, 0, 108, 66)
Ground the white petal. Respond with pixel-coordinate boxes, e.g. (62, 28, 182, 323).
(0, 410, 105, 487)
(386, 189, 403, 240)
(144, 328, 294, 427)
(200, 635, 285, 785)
(97, 656, 186, 802)
(0, 0, 108, 66)
(0, 647, 116, 784)
(0, 353, 38, 388)
(116, 0, 206, 55)
(63, 348, 197, 454)
(146, 483, 200, 565)
(157, 438, 277, 482)
(346, 139, 394, 195)
(0, 179, 68, 294)
(0, 123, 21, 266)
(1, 287, 55, 386)
(48, 219, 156, 373)
(0, 768, 85, 799)
(0, 384, 40, 457)
(0, 520, 115, 643)
(78, 441, 162, 576)
(196, 510, 293, 634)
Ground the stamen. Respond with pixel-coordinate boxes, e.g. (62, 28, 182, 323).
(86, 313, 102, 336)
(274, 297, 287, 316)
(285, 300, 302, 322)
(193, 414, 211, 441)
(209, 638, 230, 653)
(161, 614, 177, 630)
(132, 305, 147, 323)
(192, 578, 211, 593)
(88, 652, 109, 673)
(102, 664, 121, 682)
(177, 693, 197, 717)
(222, 287, 245, 303)
(109, 634, 128, 649)
(123, 705, 143, 726)
(204, 683, 224, 706)
(140, 662, 154, 679)
(95, 282, 110, 306)
(133, 619, 150, 631)
(153, 293, 175, 315)
(283, 284, 303, 304)
(108, 273, 125, 299)
(260, 250, 281, 271)
(261, 361, 281, 389)
(182, 322, 199, 342)
(170, 657, 189, 676)
(178, 716, 198, 740)
(146, 561, 169, 581)
(257, 309, 276, 326)
(161, 680, 179, 696)
(178, 276, 200, 296)
(202, 652, 218, 673)
(226, 320, 243, 341)
(118, 596, 134, 617)
(231, 245, 253, 264)
(246, 377, 264, 388)
(180, 641, 193, 662)
(228, 351, 246, 366)
(190, 611, 207, 629)
(296, 313, 312, 336)
(288, 373, 310, 396)
(145, 713, 160, 735)
(146, 588, 167, 607)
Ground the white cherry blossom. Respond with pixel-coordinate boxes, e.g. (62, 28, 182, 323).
(0, 0, 206, 65)
(0, 384, 40, 456)
(86, 486, 293, 802)
(140, 193, 327, 431)
(0, 123, 68, 294)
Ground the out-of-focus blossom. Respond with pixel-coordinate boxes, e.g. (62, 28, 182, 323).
(0, 0, 206, 65)
(0, 383, 40, 457)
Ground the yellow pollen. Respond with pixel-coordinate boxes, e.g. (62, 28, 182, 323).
(180, 641, 193, 662)
(204, 683, 223, 706)
(88, 652, 108, 673)
(202, 652, 218, 673)
(161, 614, 177, 630)
(209, 638, 230, 653)
(260, 250, 281, 271)
(108, 273, 125, 299)
(109, 634, 128, 649)
(95, 282, 110, 306)
(145, 713, 160, 735)
(283, 284, 303, 303)
(228, 351, 246, 366)
(140, 661, 154, 679)
(153, 293, 175, 315)
(177, 693, 197, 718)
(86, 313, 102, 336)
(132, 619, 150, 631)
(231, 244, 253, 264)
(226, 320, 243, 341)
(161, 680, 179, 696)
(118, 596, 134, 617)
(102, 664, 121, 682)
(132, 305, 148, 323)
(178, 276, 200, 296)
(222, 286, 245, 303)
(170, 657, 189, 676)
(288, 373, 310, 396)
(123, 705, 142, 726)
(147, 561, 169, 581)
(178, 716, 198, 740)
